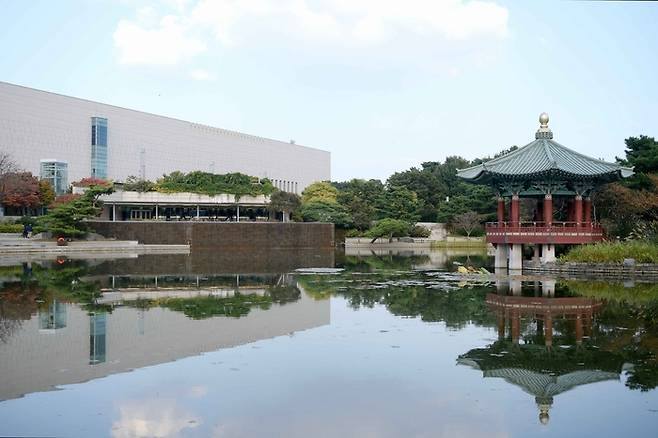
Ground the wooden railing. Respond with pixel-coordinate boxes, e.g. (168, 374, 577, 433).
(485, 221, 604, 244)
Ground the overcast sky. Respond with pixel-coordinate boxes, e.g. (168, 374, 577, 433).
(1, 0, 656, 181)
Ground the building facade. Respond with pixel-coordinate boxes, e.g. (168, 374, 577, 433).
(0, 81, 330, 193)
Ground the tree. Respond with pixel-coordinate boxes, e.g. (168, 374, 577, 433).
(299, 200, 353, 228)
(72, 177, 111, 188)
(1, 172, 41, 213)
(335, 179, 385, 230)
(452, 211, 482, 237)
(122, 175, 155, 192)
(380, 185, 422, 222)
(366, 218, 411, 243)
(268, 190, 301, 221)
(38, 183, 114, 237)
(617, 135, 658, 175)
(301, 181, 338, 204)
(39, 180, 55, 207)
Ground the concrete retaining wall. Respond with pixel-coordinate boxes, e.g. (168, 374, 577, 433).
(88, 221, 335, 249)
(523, 261, 658, 280)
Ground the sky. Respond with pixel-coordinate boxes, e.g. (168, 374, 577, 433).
(0, 0, 656, 181)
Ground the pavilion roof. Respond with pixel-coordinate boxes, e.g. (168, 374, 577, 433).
(457, 113, 634, 185)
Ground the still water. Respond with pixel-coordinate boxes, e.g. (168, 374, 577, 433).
(1, 248, 657, 437)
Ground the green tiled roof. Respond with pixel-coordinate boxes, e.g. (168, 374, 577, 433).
(457, 138, 634, 184)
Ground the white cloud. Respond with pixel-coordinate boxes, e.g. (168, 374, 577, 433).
(113, 14, 206, 66)
(113, 0, 509, 67)
(189, 68, 214, 81)
(112, 399, 200, 438)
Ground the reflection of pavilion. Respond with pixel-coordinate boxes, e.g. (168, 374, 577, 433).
(459, 282, 625, 425)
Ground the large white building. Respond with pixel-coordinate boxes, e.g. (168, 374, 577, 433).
(0, 81, 330, 194)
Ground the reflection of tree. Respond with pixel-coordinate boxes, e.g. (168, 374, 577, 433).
(0, 282, 42, 342)
(153, 294, 274, 319)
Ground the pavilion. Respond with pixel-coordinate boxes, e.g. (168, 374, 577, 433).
(457, 113, 633, 271)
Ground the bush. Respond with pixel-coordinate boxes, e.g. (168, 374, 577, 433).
(410, 225, 431, 238)
(366, 218, 411, 239)
(561, 241, 658, 264)
(0, 223, 23, 233)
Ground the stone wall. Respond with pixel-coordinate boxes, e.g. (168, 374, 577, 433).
(523, 261, 658, 280)
(88, 221, 335, 249)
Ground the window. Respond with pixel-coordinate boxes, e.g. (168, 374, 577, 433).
(40, 160, 68, 195)
(89, 312, 107, 365)
(91, 117, 108, 179)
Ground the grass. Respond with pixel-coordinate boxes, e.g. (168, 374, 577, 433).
(560, 241, 658, 264)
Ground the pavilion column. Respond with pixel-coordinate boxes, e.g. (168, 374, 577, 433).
(497, 197, 505, 224)
(583, 197, 592, 225)
(574, 194, 583, 226)
(544, 313, 553, 348)
(511, 311, 520, 344)
(543, 194, 552, 226)
(575, 314, 583, 346)
(497, 313, 505, 340)
(510, 194, 520, 226)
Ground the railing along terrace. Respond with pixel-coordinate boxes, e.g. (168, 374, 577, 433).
(485, 221, 604, 244)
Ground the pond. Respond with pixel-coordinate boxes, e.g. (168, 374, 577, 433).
(1, 248, 657, 437)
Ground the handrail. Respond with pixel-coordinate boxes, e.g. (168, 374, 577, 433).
(486, 221, 601, 228)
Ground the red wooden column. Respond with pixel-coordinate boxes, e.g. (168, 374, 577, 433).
(511, 310, 520, 344)
(575, 314, 583, 345)
(544, 313, 553, 348)
(543, 194, 553, 226)
(510, 194, 520, 226)
(583, 197, 592, 225)
(497, 197, 505, 224)
(574, 195, 583, 225)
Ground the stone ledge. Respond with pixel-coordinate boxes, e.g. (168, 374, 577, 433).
(523, 261, 658, 278)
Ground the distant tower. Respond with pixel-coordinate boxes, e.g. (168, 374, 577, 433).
(209, 161, 215, 174)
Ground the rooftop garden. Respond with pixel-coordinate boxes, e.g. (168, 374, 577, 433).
(121, 171, 275, 197)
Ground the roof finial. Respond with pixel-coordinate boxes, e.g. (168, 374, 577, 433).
(536, 112, 553, 139)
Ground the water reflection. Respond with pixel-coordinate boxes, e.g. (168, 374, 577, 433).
(0, 253, 330, 401)
(1, 249, 658, 437)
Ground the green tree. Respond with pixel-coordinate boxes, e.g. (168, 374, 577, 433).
(335, 179, 385, 230)
(301, 181, 338, 204)
(38, 184, 114, 237)
(618, 135, 658, 175)
(268, 190, 301, 221)
(380, 185, 421, 222)
(366, 218, 411, 242)
(299, 200, 353, 228)
(122, 175, 156, 192)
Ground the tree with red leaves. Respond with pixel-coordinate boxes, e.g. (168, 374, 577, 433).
(1, 172, 41, 213)
(72, 177, 110, 188)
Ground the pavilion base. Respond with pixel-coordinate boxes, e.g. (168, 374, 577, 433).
(541, 244, 556, 263)
(494, 244, 509, 269)
(509, 244, 523, 272)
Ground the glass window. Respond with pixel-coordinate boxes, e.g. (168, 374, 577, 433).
(40, 160, 69, 195)
(90, 117, 108, 179)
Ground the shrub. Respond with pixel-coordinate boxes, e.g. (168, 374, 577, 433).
(410, 224, 431, 238)
(561, 241, 658, 264)
(0, 223, 23, 233)
(366, 218, 411, 240)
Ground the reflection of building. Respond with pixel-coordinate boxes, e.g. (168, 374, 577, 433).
(458, 281, 625, 425)
(38, 300, 67, 331)
(0, 284, 329, 401)
(457, 113, 633, 271)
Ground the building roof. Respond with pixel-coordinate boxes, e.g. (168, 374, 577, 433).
(457, 113, 634, 184)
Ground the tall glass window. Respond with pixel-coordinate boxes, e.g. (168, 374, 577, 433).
(91, 117, 108, 179)
(39, 159, 68, 195)
(89, 312, 107, 365)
